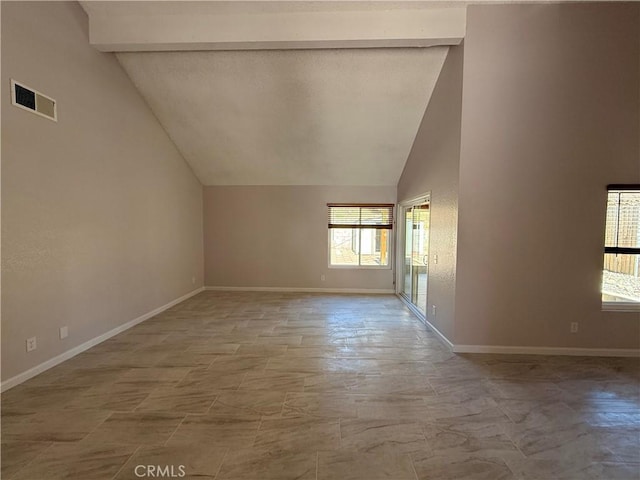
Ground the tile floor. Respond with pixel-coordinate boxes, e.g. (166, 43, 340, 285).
(1, 292, 639, 480)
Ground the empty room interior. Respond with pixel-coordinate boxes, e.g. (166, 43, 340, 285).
(1, 1, 640, 479)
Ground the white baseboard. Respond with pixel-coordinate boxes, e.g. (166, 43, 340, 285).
(1, 287, 205, 392)
(395, 294, 639, 358)
(396, 294, 455, 350)
(452, 344, 640, 357)
(204, 286, 395, 294)
(422, 318, 455, 351)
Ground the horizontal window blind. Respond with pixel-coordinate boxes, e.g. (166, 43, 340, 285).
(328, 204, 394, 230)
(604, 185, 640, 255)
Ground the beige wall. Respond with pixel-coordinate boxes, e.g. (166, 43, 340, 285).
(204, 186, 395, 290)
(396, 45, 464, 340)
(1, 2, 204, 382)
(455, 4, 640, 348)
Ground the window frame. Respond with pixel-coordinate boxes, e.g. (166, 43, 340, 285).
(602, 184, 640, 312)
(327, 203, 394, 270)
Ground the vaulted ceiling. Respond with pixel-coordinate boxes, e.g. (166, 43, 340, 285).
(81, 2, 465, 186)
(117, 48, 448, 185)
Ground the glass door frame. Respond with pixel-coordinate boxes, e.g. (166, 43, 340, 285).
(395, 193, 431, 318)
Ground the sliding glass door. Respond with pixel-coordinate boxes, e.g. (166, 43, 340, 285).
(399, 198, 430, 316)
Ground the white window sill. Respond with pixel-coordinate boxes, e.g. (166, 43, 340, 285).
(328, 265, 391, 270)
(602, 302, 640, 312)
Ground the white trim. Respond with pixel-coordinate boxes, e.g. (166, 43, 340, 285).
(204, 286, 394, 294)
(397, 293, 454, 350)
(328, 265, 391, 270)
(602, 290, 639, 303)
(398, 193, 431, 208)
(395, 203, 403, 294)
(11, 79, 57, 122)
(424, 319, 454, 351)
(395, 193, 431, 295)
(397, 294, 639, 358)
(327, 211, 394, 271)
(0, 287, 205, 392)
(452, 344, 640, 357)
(88, 7, 466, 52)
(602, 300, 640, 312)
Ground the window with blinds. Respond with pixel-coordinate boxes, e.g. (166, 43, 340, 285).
(602, 185, 640, 305)
(327, 204, 394, 267)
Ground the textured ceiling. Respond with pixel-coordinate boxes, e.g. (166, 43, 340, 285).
(117, 47, 448, 185)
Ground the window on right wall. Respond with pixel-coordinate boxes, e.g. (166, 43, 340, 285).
(602, 185, 640, 308)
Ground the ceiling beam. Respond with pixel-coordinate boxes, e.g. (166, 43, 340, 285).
(85, 7, 466, 52)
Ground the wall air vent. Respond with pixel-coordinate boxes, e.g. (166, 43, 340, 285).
(11, 80, 57, 121)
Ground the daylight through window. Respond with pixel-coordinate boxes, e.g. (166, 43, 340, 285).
(328, 204, 394, 267)
(603, 186, 640, 305)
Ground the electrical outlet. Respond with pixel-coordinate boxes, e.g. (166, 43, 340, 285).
(192, 276, 196, 285)
(433, 254, 438, 265)
(60, 326, 69, 339)
(431, 305, 437, 316)
(26, 337, 37, 352)
(320, 274, 326, 281)
(570, 322, 579, 333)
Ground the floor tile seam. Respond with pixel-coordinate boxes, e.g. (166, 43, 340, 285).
(3, 439, 57, 480)
(277, 392, 291, 418)
(503, 428, 528, 462)
(109, 444, 142, 480)
(318, 392, 434, 401)
(294, 387, 437, 401)
(243, 416, 265, 453)
(556, 399, 592, 422)
(493, 402, 520, 427)
(162, 414, 188, 447)
(69, 408, 118, 445)
(604, 446, 627, 464)
(135, 379, 175, 409)
(410, 418, 432, 446)
(281, 392, 437, 408)
(234, 372, 250, 392)
(408, 449, 420, 480)
(606, 460, 640, 466)
(264, 357, 277, 371)
(151, 366, 194, 386)
(203, 393, 220, 415)
(211, 448, 229, 480)
(499, 452, 524, 480)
